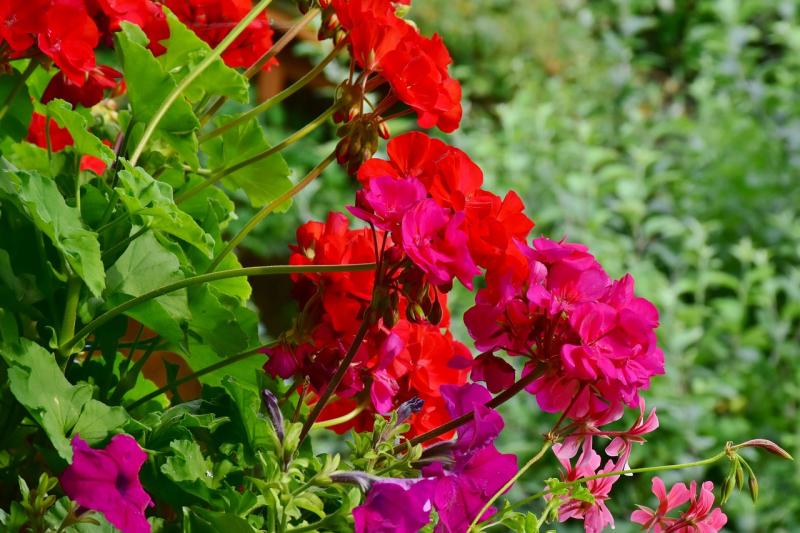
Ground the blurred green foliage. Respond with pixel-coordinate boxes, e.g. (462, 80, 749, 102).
(412, 0, 800, 530)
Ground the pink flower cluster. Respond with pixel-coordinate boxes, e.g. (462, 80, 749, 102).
(465, 237, 665, 422)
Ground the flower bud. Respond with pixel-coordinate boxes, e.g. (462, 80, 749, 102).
(427, 299, 443, 325)
(721, 474, 736, 505)
(262, 389, 285, 444)
(396, 397, 424, 425)
(329, 471, 380, 492)
(735, 439, 793, 460)
(748, 474, 759, 503)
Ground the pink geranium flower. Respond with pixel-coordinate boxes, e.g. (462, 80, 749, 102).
(552, 444, 618, 533)
(60, 435, 152, 533)
(401, 199, 480, 289)
(631, 478, 727, 533)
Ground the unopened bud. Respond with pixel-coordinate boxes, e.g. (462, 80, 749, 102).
(735, 462, 744, 489)
(748, 474, 759, 503)
(329, 471, 380, 492)
(262, 389, 285, 444)
(721, 474, 736, 505)
(378, 120, 390, 139)
(735, 439, 793, 460)
(396, 397, 424, 425)
(427, 300, 443, 325)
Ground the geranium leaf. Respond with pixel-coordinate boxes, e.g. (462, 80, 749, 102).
(158, 10, 249, 103)
(0, 170, 105, 297)
(1, 339, 127, 461)
(115, 22, 200, 168)
(204, 117, 291, 208)
(44, 99, 114, 163)
(115, 164, 215, 257)
(0, 67, 33, 142)
(105, 230, 190, 342)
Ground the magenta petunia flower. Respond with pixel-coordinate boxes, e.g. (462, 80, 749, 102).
(352, 384, 517, 533)
(353, 478, 434, 533)
(60, 435, 152, 533)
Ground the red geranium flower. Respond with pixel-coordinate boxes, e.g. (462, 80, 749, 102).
(42, 65, 123, 107)
(38, 1, 100, 85)
(26, 112, 74, 152)
(0, 0, 47, 52)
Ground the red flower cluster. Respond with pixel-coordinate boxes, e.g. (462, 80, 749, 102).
(465, 236, 665, 422)
(330, 0, 462, 132)
(351, 131, 533, 291)
(263, 212, 470, 438)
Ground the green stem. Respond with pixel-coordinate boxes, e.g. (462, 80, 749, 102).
(206, 152, 336, 272)
(311, 401, 366, 429)
(0, 60, 38, 121)
(57, 261, 375, 355)
(128, 0, 274, 166)
(199, 40, 344, 143)
(177, 106, 339, 206)
(469, 441, 553, 532)
(199, 8, 321, 124)
(58, 277, 82, 368)
(126, 342, 276, 409)
(298, 317, 372, 445)
(505, 450, 729, 514)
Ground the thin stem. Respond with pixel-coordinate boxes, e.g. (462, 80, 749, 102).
(298, 318, 372, 444)
(311, 401, 366, 429)
(199, 40, 344, 143)
(468, 441, 553, 532)
(179, 105, 339, 205)
(57, 261, 375, 355)
(199, 8, 321, 124)
(0, 60, 38, 121)
(205, 152, 336, 271)
(246, 8, 320, 78)
(127, 343, 276, 409)
(395, 366, 543, 452)
(58, 277, 82, 368)
(129, 0, 274, 166)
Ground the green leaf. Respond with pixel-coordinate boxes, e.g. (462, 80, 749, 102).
(205, 117, 291, 208)
(161, 439, 212, 484)
(115, 164, 215, 257)
(105, 230, 190, 342)
(115, 22, 200, 168)
(0, 141, 66, 178)
(158, 10, 249, 103)
(0, 170, 105, 297)
(188, 285, 253, 356)
(0, 339, 127, 461)
(182, 507, 257, 533)
(0, 67, 33, 142)
(221, 376, 276, 457)
(44, 100, 115, 164)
